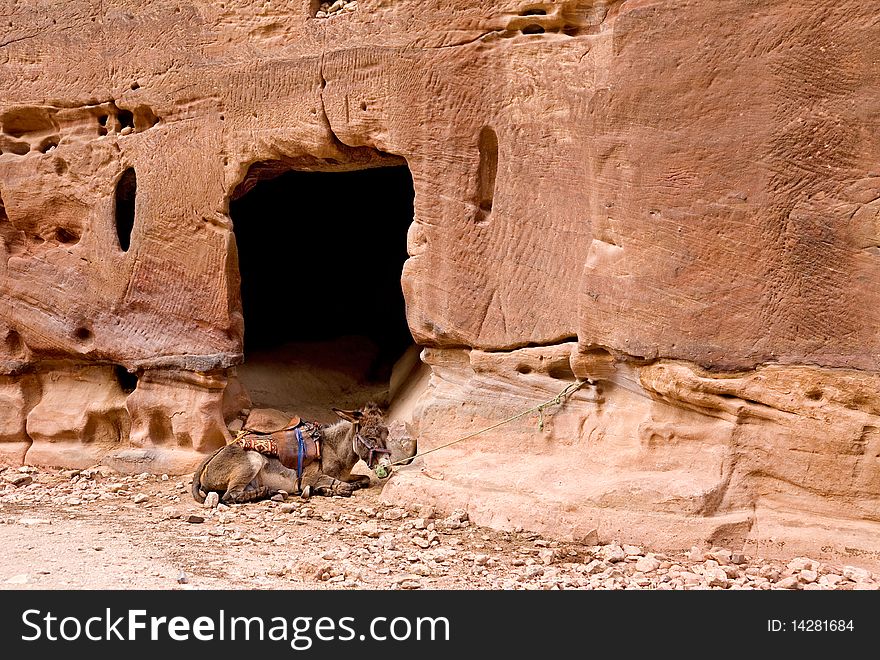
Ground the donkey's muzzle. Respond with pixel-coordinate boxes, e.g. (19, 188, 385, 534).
(374, 456, 393, 479)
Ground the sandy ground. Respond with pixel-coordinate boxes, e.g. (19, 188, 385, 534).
(1, 464, 878, 591)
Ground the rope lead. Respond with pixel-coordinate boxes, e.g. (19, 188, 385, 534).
(389, 379, 588, 468)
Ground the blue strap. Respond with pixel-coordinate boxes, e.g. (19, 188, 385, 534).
(295, 428, 305, 481)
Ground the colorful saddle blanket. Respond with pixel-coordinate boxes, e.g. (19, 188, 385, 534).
(236, 416, 323, 473)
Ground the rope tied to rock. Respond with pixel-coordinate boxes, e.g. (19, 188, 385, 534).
(389, 379, 589, 468)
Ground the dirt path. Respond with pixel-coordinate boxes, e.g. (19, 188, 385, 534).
(1, 465, 877, 591)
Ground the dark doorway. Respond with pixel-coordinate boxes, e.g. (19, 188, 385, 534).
(229, 165, 416, 418)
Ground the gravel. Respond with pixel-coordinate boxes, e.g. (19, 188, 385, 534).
(0, 464, 878, 590)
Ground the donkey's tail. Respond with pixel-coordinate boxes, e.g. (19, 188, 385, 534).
(191, 446, 226, 504)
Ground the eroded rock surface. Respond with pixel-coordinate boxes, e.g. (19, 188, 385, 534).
(1, 1, 879, 563)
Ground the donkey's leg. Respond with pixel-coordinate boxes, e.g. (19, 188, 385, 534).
(305, 473, 356, 497)
(344, 475, 372, 490)
(221, 453, 270, 504)
(331, 464, 372, 490)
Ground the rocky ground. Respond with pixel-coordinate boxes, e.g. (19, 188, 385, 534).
(1, 464, 878, 591)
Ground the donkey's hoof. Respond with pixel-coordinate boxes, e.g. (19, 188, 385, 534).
(300, 485, 311, 500)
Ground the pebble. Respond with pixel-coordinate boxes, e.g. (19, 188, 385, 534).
(8, 475, 32, 487)
(4, 467, 880, 593)
(788, 557, 818, 573)
(204, 492, 220, 509)
(5, 573, 30, 584)
(776, 576, 800, 590)
(538, 548, 557, 566)
(358, 522, 380, 538)
(843, 566, 872, 583)
(133, 493, 149, 504)
(635, 556, 661, 573)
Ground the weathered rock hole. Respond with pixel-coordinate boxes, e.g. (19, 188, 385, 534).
(548, 361, 576, 380)
(521, 24, 546, 34)
(74, 326, 93, 342)
(805, 388, 823, 401)
(475, 126, 498, 224)
(521, 8, 547, 15)
(114, 168, 137, 252)
(130, 81, 140, 90)
(230, 160, 417, 412)
(115, 365, 139, 394)
(0, 139, 30, 156)
(360, 101, 367, 111)
(4, 328, 23, 355)
(133, 106, 160, 132)
(117, 109, 135, 131)
(54, 227, 80, 244)
(38, 136, 59, 153)
(1, 107, 57, 139)
(516, 364, 533, 375)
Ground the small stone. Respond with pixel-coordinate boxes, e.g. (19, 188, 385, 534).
(635, 556, 661, 573)
(687, 546, 705, 561)
(358, 522, 380, 538)
(707, 548, 732, 564)
(819, 574, 844, 587)
(707, 569, 729, 588)
(538, 548, 557, 566)
(382, 507, 406, 520)
(270, 493, 285, 502)
(66, 498, 82, 506)
(133, 493, 149, 504)
(329, 0, 345, 12)
(107, 483, 126, 493)
(228, 419, 244, 433)
(622, 544, 643, 556)
(5, 574, 29, 584)
(316, 10, 327, 17)
(412, 537, 431, 549)
(8, 474, 32, 487)
(398, 579, 421, 590)
(474, 554, 489, 566)
(599, 544, 626, 563)
(204, 492, 220, 509)
(177, 571, 188, 584)
(798, 569, 818, 584)
(579, 528, 600, 546)
(776, 576, 800, 590)
(787, 557, 818, 573)
(186, 515, 205, 524)
(523, 566, 544, 579)
(280, 503, 298, 514)
(843, 566, 872, 583)
(161, 474, 169, 481)
(19, 518, 51, 526)
(731, 553, 747, 565)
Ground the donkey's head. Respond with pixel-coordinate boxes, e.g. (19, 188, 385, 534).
(333, 403, 393, 478)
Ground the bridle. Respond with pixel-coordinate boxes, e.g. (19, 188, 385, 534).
(352, 423, 391, 468)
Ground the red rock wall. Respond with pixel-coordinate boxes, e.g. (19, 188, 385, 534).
(1, 0, 879, 561)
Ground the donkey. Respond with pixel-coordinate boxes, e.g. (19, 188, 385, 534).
(191, 404, 392, 504)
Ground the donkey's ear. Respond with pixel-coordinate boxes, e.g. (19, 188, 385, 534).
(332, 408, 363, 423)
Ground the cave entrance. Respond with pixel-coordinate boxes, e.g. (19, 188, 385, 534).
(229, 162, 420, 422)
